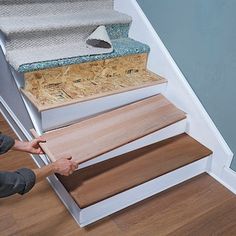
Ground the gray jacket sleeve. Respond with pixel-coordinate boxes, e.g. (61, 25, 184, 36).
(0, 168, 36, 198)
(0, 133, 36, 197)
(0, 133, 15, 154)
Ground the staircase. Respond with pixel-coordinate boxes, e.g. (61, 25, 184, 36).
(0, 0, 218, 227)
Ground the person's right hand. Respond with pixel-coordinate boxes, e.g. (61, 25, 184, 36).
(52, 156, 78, 176)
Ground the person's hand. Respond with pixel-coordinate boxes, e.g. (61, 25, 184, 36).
(52, 156, 78, 176)
(27, 137, 46, 154)
(13, 137, 46, 154)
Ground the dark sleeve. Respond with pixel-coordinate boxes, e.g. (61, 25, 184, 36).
(0, 168, 36, 198)
(0, 133, 15, 155)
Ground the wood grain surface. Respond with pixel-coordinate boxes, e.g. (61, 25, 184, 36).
(33, 94, 186, 164)
(58, 133, 212, 208)
(23, 53, 167, 111)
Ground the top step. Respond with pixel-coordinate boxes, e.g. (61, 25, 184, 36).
(32, 94, 186, 164)
(0, 0, 114, 17)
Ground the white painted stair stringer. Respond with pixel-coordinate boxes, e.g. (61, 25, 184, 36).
(114, 0, 235, 192)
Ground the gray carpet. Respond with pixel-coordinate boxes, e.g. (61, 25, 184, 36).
(0, 0, 132, 70)
(0, 0, 114, 16)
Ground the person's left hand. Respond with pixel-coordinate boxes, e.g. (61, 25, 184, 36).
(13, 137, 46, 154)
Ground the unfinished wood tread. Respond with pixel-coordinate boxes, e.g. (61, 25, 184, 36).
(58, 133, 212, 208)
(22, 53, 167, 111)
(33, 94, 186, 164)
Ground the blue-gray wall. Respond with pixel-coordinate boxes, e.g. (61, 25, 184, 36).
(137, 0, 236, 171)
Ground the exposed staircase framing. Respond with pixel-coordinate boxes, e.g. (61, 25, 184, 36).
(0, 0, 234, 227)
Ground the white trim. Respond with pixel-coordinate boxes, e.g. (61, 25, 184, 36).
(80, 156, 211, 226)
(114, 0, 234, 188)
(0, 31, 6, 55)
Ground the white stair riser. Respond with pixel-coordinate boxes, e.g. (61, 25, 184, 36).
(80, 119, 187, 169)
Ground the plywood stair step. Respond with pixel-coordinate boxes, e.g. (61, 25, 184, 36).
(22, 53, 166, 111)
(33, 94, 186, 164)
(58, 133, 212, 208)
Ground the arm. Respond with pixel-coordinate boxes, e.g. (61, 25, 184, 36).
(0, 157, 78, 198)
(0, 132, 45, 155)
(12, 137, 46, 155)
(33, 156, 78, 182)
(0, 168, 36, 198)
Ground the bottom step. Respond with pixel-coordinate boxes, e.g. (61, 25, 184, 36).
(58, 134, 212, 209)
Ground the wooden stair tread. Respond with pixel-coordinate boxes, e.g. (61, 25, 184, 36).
(58, 133, 212, 208)
(22, 53, 166, 111)
(34, 94, 186, 164)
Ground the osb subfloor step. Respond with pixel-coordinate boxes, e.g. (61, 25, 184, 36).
(58, 133, 212, 208)
(22, 53, 166, 111)
(33, 94, 186, 164)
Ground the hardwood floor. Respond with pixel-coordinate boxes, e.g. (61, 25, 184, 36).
(0, 114, 236, 235)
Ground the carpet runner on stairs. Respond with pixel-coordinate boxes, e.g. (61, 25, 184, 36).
(0, 0, 132, 70)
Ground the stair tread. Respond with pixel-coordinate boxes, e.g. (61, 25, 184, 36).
(0, 0, 114, 17)
(0, 10, 131, 35)
(23, 68, 167, 112)
(8, 38, 150, 72)
(58, 133, 212, 208)
(33, 94, 186, 164)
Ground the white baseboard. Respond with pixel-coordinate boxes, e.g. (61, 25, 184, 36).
(209, 168, 236, 194)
